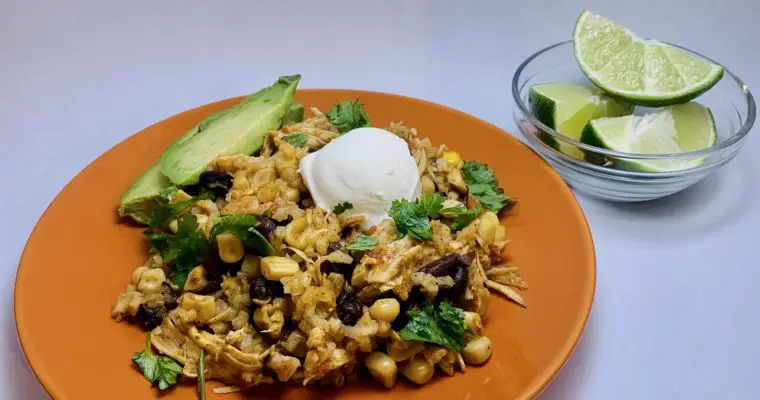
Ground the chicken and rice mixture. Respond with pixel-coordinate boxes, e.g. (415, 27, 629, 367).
(112, 110, 527, 392)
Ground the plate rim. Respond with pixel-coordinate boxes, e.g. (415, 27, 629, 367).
(14, 88, 596, 399)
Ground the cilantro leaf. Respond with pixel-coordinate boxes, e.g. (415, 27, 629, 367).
(132, 333, 183, 390)
(346, 234, 378, 251)
(462, 161, 513, 212)
(332, 201, 354, 214)
(388, 199, 432, 241)
(282, 133, 308, 148)
(440, 205, 483, 232)
(146, 187, 214, 229)
(210, 215, 274, 256)
(145, 214, 210, 287)
(326, 100, 371, 133)
(416, 193, 445, 219)
(399, 300, 471, 351)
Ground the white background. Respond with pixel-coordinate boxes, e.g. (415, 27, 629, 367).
(2, 1, 759, 399)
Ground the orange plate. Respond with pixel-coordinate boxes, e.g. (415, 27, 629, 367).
(14, 90, 595, 400)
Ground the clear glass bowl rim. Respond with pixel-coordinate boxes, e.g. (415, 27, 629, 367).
(511, 40, 756, 161)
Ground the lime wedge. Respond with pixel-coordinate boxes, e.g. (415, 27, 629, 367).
(529, 83, 633, 159)
(573, 10, 724, 106)
(580, 102, 717, 172)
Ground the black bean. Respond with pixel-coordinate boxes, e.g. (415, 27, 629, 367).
(328, 242, 343, 254)
(250, 277, 272, 302)
(268, 280, 285, 298)
(336, 292, 363, 326)
(136, 304, 164, 331)
(276, 215, 293, 226)
(254, 215, 278, 238)
(198, 275, 223, 295)
(320, 260, 354, 278)
(320, 261, 335, 275)
(418, 254, 459, 277)
(391, 289, 425, 330)
(450, 265, 468, 294)
(456, 252, 475, 268)
(182, 184, 201, 196)
(199, 171, 233, 198)
(161, 283, 179, 311)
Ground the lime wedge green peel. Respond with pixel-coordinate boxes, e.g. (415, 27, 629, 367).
(580, 102, 717, 172)
(529, 83, 633, 159)
(573, 10, 724, 106)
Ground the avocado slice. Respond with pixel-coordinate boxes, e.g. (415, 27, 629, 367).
(158, 75, 301, 186)
(282, 101, 305, 126)
(118, 164, 172, 224)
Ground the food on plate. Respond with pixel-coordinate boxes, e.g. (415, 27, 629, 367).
(111, 77, 526, 397)
(529, 82, 632, 159)
(528, 11, 722, 171)
(580, 102, 716, 172)
(573, 10, 723, 106)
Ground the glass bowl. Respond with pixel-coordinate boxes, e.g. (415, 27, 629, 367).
(512, 41, 756, 202)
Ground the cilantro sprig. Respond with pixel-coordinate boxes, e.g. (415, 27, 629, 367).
(346, 234, 378, 251)
(145, 214, 210, 287)
(132, 332, 183, 390)
(282, 133, 308, 148)
(416, 192, 444, 219)
(326, 100, 371, 133)
(462, 161, 513, 212)
(390, 193, 482, 238)
(440, 204, 483, 232)
(210, 215, 274, 256)
(389, 198, 433, 241)
(146, 187, 213, 229)
(333, 201, 354, 214)
(399, 300, 472, 351)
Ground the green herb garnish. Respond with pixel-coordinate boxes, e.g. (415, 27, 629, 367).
(282, 133, 308, 148)
(210, 215, 274, 256)
(145, 214, 210, 287)
(440, 205, 483, 232)
(132, 332, 183, 390)
(399, 300, 471, 351)
(346, 234, 378, 251)
(146, 187, 213, 229)
(332, 201, 354, 214)
(462, 161, 513, 212)
(416, 193, 445, 219)
(326, 100, 371, 133)
(388, 198, 432, 241)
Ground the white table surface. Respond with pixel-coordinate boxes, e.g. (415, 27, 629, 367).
(2, 1, 759, 399)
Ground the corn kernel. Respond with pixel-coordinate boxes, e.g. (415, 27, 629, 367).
(284, 217, 309, 250)
(442, 151, 463, 167)
(261, 256, 300, 280)
(184, 266, 208, 292)
(216, 232, 244, 263)
(180, 293, 216, 322)
(173, 190, 193, 202)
